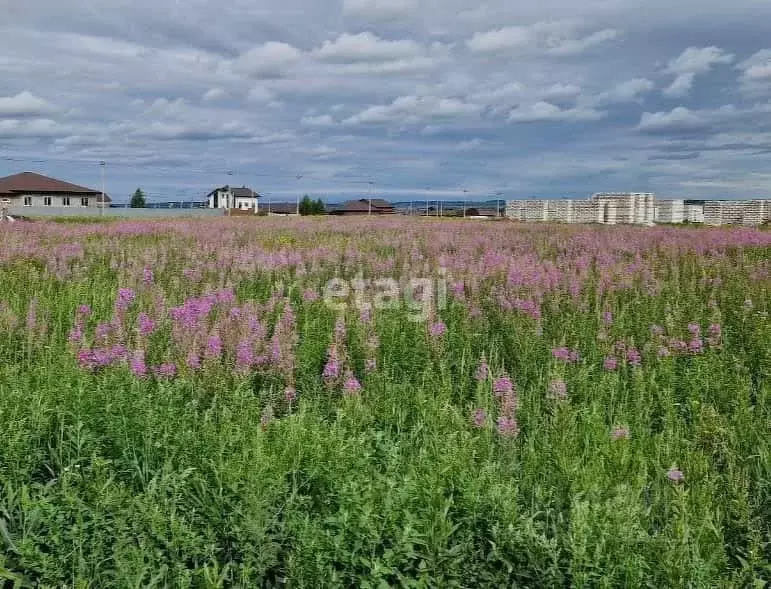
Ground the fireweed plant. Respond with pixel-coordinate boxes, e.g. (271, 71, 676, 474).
(0, 217, 769, 587)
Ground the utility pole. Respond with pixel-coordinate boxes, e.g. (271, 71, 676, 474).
(462, 189, 469, 218)
(296, 174, 302, 216)
(225, 168, 233, 217)
(367, 180, 374, 216)
(495, 191, 504, 217)
(99, 161, 105, 217)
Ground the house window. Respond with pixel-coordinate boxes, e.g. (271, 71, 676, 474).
(81, 197, 89, 207)
(23, 196, 32, 206)
(44, 196, 52, 206)
(62, 196, 70, 206)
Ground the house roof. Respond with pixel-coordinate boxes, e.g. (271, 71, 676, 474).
(366, 198, 394, 209)
(266, 202, 299, 214)
(207, 185, 261, 198)
(329, 198, 395, 213)
(0, 171, 108, 200)
(232, 186, 259, 198)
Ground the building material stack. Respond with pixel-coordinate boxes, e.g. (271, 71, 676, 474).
(572, 200, 599, 224)
(684, 202, 705, 223)
(523, 200, 547, 222)
(505, 201, 525, 220)
(655, 200, 685, 224)
(591, 192, 655, 225)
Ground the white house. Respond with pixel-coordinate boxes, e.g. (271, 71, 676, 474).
(207, 185, 261, 211)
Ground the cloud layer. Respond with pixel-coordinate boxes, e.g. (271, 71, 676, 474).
(1, 0, 771, 201)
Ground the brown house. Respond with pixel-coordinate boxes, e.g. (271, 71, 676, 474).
(0, 172, 110, 208)
(328, 198, 396, 215)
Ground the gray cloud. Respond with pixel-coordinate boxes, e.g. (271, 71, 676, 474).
(466, 21, 620, 56)
(508, 101, 605, 123)
(662, 46, 734, 97)
(0, 91, 59, 117)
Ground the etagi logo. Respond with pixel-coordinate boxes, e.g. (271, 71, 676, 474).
(323, 269, 448, 322)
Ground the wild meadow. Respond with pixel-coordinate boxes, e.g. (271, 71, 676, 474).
(0, 217, 769, 587)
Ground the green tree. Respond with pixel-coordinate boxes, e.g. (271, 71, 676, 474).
(299, 195, 313, 215)
(130, 188, 146, 208)
(313, 198, 325, 214)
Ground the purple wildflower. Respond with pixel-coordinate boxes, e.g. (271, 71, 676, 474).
(322, 344, 341, 382)
(626, 347, 642, 367)
(475, 357, 490, 382)
(603, 356, 618, 371)
(138, 312, 155, 337)
(129, 350, 147, 378)
(116, 288, 136, 311)
(611, 426, 630, 441)
(343, 375, 362, 396)
(687, 323, 701, 337)
(77, 304, 91, 317)
(143, 268, 154, 284)
(689, 338, 704, 354)
(472, 408, 487, 428)
(186, 352, 201, 370)
(658, 346, 671, 358)
(108, 344, 128, 363)
(77, 349, 96, 371)
(496, 416, 520, 438)
(548, 379, 568, 401)
(205, 334, 223, 359)
(302, 289, 319, 302)
(153, 363, 177, 379)
(429, 321, 447, 338)
(551, 347, 570, 361)
(602, 311, 613, 325)
(667, 468, 685, 483)
(493, 375, 514, 397)
(236, 339, 255, 372)
(68, 325, 84, 346)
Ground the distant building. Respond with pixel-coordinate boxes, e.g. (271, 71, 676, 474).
(464, 206, 501, 218)
(328, 198, 396, 216)
(265, 202, 300, 216)
(0, 171, 110, 208)
(207, 185, 261, 211)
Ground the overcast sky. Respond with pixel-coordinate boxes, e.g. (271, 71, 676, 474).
(1, 0, 771, 203)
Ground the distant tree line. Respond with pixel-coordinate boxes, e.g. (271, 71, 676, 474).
(299, 195, 325, 215)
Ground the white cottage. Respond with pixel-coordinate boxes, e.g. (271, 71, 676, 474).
(207, 185, 261, 211)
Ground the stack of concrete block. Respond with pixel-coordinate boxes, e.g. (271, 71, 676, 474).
(655, 200, 685, 224)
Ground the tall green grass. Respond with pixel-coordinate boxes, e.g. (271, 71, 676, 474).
(0, 218, 769, 587)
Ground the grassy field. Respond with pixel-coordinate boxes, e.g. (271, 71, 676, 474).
(0, 217, 769, 587)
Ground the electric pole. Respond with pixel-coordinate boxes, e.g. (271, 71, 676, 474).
(99, 161, 105, 217)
